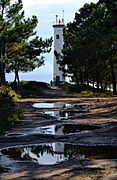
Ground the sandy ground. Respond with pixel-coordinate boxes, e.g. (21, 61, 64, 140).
(0, 88, 117, 180)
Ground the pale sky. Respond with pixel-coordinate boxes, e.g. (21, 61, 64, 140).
(7, 0, 99, 83)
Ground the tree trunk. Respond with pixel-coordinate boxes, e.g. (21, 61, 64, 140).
(110, 61, 116, 95)
(0, 62, 6, 85)
(0, 63, 2, 85)
(84, 66, 89, 86)
(92, 77, 95, 91)
(0, 6, 6, 85)
(104, 81, 107, 92)
(96, 70, 99, 92)
(0, 39, 6, 85)
(87, 80, 89, 86)
(97, 80, 99, 92)
(80, 68, 83, 85)
(14, 69, 20, 85)
(74, 71, 79, 88)
(100, 81, 103, 91)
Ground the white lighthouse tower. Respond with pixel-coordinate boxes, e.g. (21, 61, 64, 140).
(53, 15, 65, 86)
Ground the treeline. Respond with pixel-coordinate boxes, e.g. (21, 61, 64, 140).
(60, 0, 117, 94)
(0, 0, 52, 85)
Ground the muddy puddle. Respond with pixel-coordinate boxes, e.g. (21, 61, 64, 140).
(32, 102, 81, 109)
(44, 110, 85, 118)
(5, 133, 23, 137)
(33, 102, 55, 108)
(32, 102, 88, 119)
(33, 123, 99, 135)
(1, 143, 117, 166)
(33, 102, 87, 110)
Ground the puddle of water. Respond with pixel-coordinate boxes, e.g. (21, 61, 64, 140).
(32, 102, 83, 109)
(1, 143, 117, 166)
(1, 143, 68, 165)
(33, 102, 87, 119)
(5, 133, 23, 137)
(59, 110, 86, 117)
(45, 110, 84, 118)
(45, 111, 60, 117)
(33, 123, 99, 135)
(33, 103, 54, 108)
(34, 125, 55, 135)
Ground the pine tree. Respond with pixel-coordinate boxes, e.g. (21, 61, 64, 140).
(0, 0, 53, 85)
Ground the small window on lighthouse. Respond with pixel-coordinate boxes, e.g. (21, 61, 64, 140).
(56, 34, 59, 39)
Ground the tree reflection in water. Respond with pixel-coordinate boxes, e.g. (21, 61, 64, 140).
(1, 143, 117, 165)
(1, 143, 68, 165)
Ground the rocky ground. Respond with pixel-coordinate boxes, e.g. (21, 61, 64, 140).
(0, 88, 117, 180)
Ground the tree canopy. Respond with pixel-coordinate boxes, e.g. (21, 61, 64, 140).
(0, 0, 52, 85)
(59, 0, 117, 94)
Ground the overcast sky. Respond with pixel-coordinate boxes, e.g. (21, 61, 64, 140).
(7, 0, 99, 83)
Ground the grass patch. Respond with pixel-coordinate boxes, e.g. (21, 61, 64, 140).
(10, 81, 50, 98)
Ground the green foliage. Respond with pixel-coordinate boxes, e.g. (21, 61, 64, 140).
(0, 86, 20, 133)
(77, 90, 113, 97)
(0, 0, 52, 85)
(59, 82, 77, 92)
(10, 81, 50, 98)
(79, 90, 94, 97)
(60, 82, 113, 97)
(59, 82, 71, 91)
(60, 0, 117, 94)
(0, 86, 21, 100)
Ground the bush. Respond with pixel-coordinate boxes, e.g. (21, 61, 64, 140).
(11, 81, 50, 98)
(80, 90, 94, 96)
(0, 86, 21, 100)
(0, 86, 20, 133)
(59, 82, 113, 97)
(59, 82, 77, 92)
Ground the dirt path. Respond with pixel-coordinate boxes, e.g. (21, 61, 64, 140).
(0, 88, 117, 180)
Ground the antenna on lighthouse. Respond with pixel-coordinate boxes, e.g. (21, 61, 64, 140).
(55, 15, 58, 24)
(62, 10, 64, 24)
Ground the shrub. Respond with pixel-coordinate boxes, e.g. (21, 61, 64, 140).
(11, 81, 50, 98)
(59, 82, 77, 92)
(0, 86, 21, 100)
(80, 90, 94, 96)
(0, 86, 20, 133)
